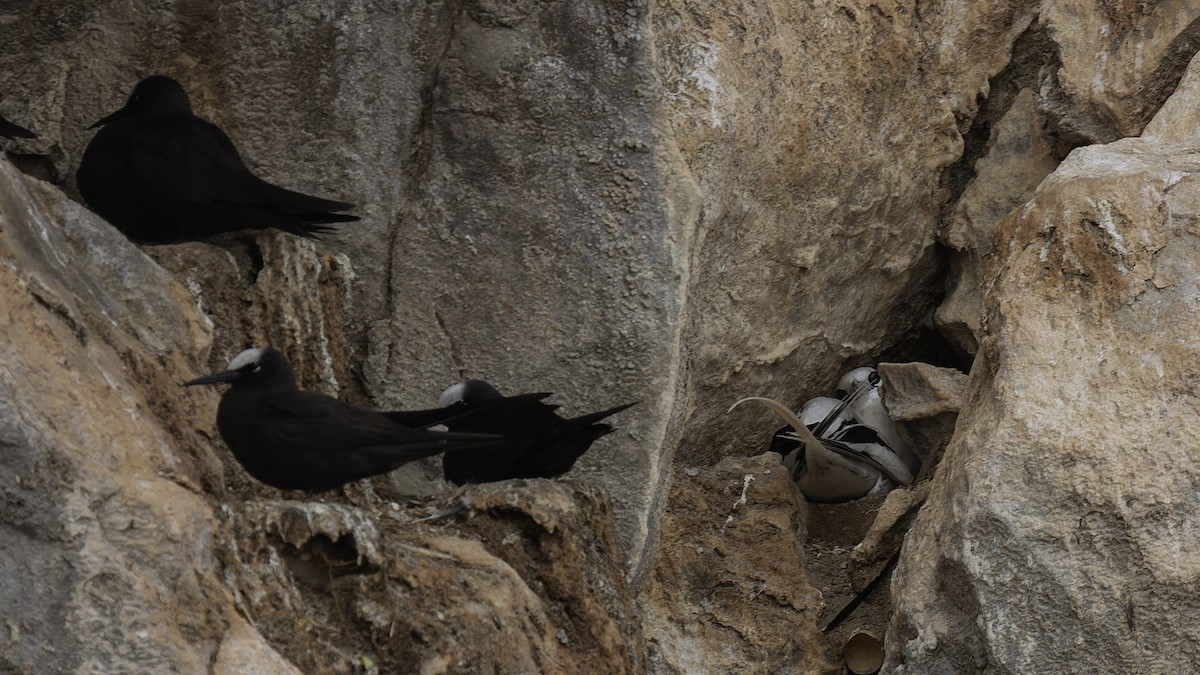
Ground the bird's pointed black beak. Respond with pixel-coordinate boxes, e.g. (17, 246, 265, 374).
(88, 107, 129, 129)
(184, 370, 241, 387)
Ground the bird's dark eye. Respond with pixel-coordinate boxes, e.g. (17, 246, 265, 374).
(868, 372, 881, 386)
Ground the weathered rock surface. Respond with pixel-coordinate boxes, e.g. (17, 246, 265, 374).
(0, 160, 648, 674)
(888, 52, 1200, 673)
(1040, 1, 1200, 143)
(2, 0, 1200, 672)
(934, 3, 1200, 360)
(642, 454, 836, 674)
(0, 159, 232, 672)
(0, 0, 675, 571)
(937, 87, 1061, 357)
(878, 362, 969, 422)
(878, 361, 969, 481)
(222, 482, 647, 674)
(662, 0, 1035, 465)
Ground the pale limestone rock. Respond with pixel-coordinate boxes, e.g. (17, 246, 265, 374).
(887, 68, 1200, 671)
(642, 454, 836, 674)
(850, 483, 931, 588)
(1041, 0, 1200, 141)
(212, 619, 305, 675)
(937, 88, 1061, 357)
(663, 0, 1037, 472)
(878, 362, 970, 421)
(877, 362, 969, 478)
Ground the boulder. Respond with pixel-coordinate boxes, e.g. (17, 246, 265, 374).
(887, 52, 1200, 673)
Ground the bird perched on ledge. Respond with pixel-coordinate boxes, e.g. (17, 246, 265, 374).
(184, 347, 501, 492)
(77, 75, 358, 244)
(385, 379, 636, 485)
(0, 113, 36, 139)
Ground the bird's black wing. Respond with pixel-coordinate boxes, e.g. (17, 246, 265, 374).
(832, 424, 888, 445)
(561, 401, 637, 428)
(381, 402, 470, 429)
(130, 116, 355, 216)
(382, 393, 556, 432)
(441, 397, 634, 484)
(259, 390, 499, 453)
(779, 429, 904, 484)
(0, 115, 36, 139)
(128, 115, 258, 206)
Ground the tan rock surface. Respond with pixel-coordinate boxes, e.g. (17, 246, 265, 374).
(221, 482, 646, 674)
(1041, 0, 1200, 142)
(878, 361, 969, 421)
(642, 454, 836, 674)
(662, 0, 1036, 466)
(2, 1, 1200, 672)
(0, 160, 234, 671)
(888, 55, 1200, 671)
(0, 160, 647, 673)
(937, 87, 1061, 356)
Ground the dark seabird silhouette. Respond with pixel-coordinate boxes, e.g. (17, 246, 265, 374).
(184, 347, 502, 492)
(385, 379, 636, 485)
(77, 75, 358, 244)
(0, 113, 36, 139)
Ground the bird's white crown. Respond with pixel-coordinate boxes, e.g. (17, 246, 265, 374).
(228, 347, 266, 371)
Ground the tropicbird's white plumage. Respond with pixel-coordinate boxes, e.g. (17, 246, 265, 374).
(788, 398, 913, 500)
(834, 367, 921, 476)
(732, 366, 922, 502)
(733, 394, 913, 503)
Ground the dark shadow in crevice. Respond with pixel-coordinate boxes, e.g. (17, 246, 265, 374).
(878, 314, 968, 374)
(943, 20, 1063, 213)
(873, 240, 971, 373)
(1141, 16, 1200, 126)
(278, 533, 380, 591)
(245, 238, 265, 285)
(5, 153, 61, 185)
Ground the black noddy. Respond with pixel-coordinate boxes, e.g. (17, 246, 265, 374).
(184, 347, 502, 492)
(77, 75, 358, 244)
(384, 379, 636, 485)
(0, 113, 36, 139)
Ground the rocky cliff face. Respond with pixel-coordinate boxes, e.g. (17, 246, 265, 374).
(2, 0, 1200, 672)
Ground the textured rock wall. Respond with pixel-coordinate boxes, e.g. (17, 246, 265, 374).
(0, 159, 233, 672)
(0, 0, 675, 572)
(0, 160, 650, 672)
(4, 0, 1200, 672)
(642, 454, 835, 674)
(888, 47, 1200, 675)
(658, 0, 1011, 462)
